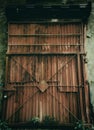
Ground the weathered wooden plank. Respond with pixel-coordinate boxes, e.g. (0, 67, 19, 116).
(2, 22, 90, 125)
(81, 55, 90, 123)
(8, 23, 82, 54)
(77, 54, 85, 121)
(6, 55, 83, 122)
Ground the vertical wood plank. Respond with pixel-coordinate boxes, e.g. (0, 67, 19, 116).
(4, 22, 90, 125)
(77, 54, 85, 121)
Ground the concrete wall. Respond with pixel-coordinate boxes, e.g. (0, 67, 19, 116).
(86, 2, 94, 108)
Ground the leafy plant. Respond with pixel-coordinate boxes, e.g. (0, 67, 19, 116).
(42, 115, 59, 125)
(28, 117, 40, 125)
(31, 117, 40, 124)
(0, 120, 11, 130)
(74, 120, 90, 130)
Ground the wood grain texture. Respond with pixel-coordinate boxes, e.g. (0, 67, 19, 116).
(2, 22, 91, 124)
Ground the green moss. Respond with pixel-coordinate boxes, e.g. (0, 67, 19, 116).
(0, 9, 7, 83)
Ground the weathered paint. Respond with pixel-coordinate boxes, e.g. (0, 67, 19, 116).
(7, 23, 84, 54)
(0, 2, 93, 129)
(1, 22, 91, 125)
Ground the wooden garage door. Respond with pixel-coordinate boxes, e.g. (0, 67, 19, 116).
(2, 22, 87, 124)
(2, 54, 80, 123)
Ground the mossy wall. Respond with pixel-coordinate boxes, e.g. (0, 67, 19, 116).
(0, 9, 7, 82)
(0, 8, 7, 116)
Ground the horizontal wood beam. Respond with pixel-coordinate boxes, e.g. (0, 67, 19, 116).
(8, 44, 83, 46)
(8, 122, 91, 129)
(6, 52, 85, 56)
(9, 33, 81, 37)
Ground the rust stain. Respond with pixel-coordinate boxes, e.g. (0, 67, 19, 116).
(2, 22, 90, 124)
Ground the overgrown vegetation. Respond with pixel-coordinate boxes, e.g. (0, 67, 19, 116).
(27, 115, 59, 126)
(74, 120, 91, 130)
(0, 120, 11, 130)
(27, 116, 92, 130)
(0, 118, 92, 130)
(28, 116, 40, 125)
(42, 115, 59, 125)
(0, 8, 7, 83)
